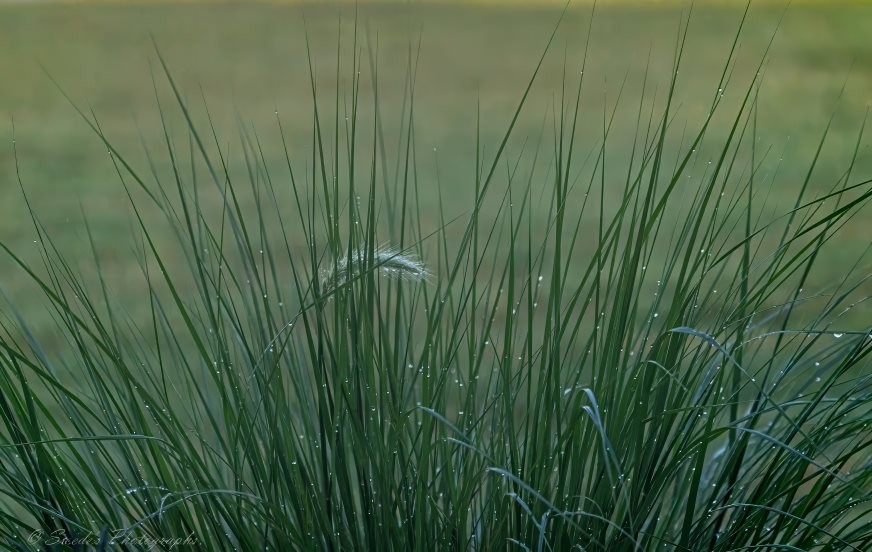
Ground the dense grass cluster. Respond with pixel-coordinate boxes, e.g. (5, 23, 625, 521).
(1, 5, 870, 550)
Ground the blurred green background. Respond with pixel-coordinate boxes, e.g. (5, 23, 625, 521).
(1, 1, 870, 337)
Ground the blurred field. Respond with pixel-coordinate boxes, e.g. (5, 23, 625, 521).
(1, 1, 870, 334)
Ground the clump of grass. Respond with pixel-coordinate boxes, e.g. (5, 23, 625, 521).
(0, 4, 870, 551)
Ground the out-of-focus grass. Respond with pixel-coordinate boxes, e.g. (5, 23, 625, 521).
(1, 1, 870, 335)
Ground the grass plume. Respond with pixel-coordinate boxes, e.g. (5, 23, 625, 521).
(319, 246, 430, 293)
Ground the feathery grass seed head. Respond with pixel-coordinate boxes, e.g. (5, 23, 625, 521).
(319, 247, 429, 292)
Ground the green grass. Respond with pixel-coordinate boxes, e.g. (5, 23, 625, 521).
(1, 1, 871, 334)
(0, 1, 871, 550)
